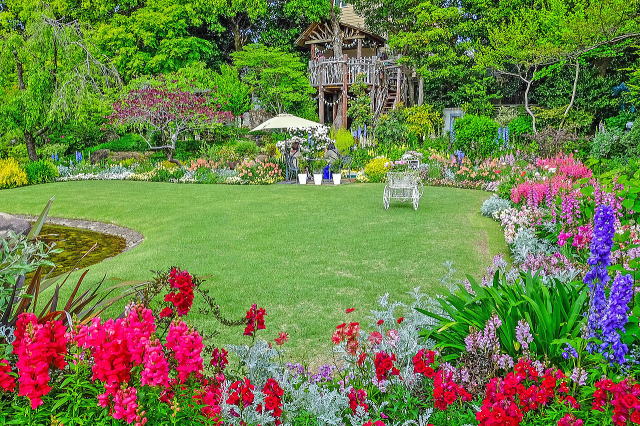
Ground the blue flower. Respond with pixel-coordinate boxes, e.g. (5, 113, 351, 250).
(584, 205, 615, 336)
(562, 344, 578, 359)
(599, 273, 634, 364)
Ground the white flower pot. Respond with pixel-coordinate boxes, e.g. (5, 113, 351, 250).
(313, 173, 323, 185)
(332, 173, 342, 185)
(297, 173, 307, 184)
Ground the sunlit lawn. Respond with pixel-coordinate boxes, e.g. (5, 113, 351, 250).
(1, 181, 506, 363)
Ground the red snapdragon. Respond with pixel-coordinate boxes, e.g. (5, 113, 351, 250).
(433, 370, 472, 410)
(373, 351, 400, 382)
(412, 349, 436, 378)
(260, 378, 285, 423)
(332, 322, 360, 355)
(227, 377, 255, 407)
(163, 268, 196, 317)
(244, 304, 267, 337)
(0, 359, 15, 392)
(348, 388, 369, 414)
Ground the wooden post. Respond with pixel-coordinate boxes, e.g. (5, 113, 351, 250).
(319, 88, 325, 124)
(318, 60, 325, 124)
(342, 54, 348, 129)
(418, 77, 424, 106)
(333, 93, 338, 122)
(311, 43, 317, 60)
(357, 37, 362, 59)
(394, 67, 402, 108)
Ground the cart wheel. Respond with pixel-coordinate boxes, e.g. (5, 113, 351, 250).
(384, 196, 390, 210)
(413, 190, 419, 210)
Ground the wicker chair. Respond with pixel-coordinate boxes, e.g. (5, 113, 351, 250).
(383, 172, 424, 210)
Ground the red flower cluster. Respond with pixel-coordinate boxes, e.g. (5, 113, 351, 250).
(227, 377, 255, 407)
(165, 320, 204, 383)
(210, 347, 229, 371)
(244, 304, 266, 337)
(0, 359, 15, 392)
(362, 421, 385, 426)
(348, 388, 369, 414)
(112, 386, 147, 425)
(476, 360, 575, 425)
(162, 268, 196, 317)
(193, 378, 225, 422)
(433, 370, 472, 410)
(332, 322, 360, 355)
(412, 349, 436, 378)
(373, 351, 400, 382)
(592, 378, 640, 425)
(260, 378, 285, 423)
(274, 332, 289, 346)
(13, 313, 67, 408)
(557, 414, 584, 426)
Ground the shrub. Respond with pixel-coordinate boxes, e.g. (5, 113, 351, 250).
(233, 140, 260, 159)
(405, 104, 443, 140)
(24, 160, 59, 185)
(0, 158, 28, 189)
(364, 157, 390, 182)
(452, 114, 499, 160)
(91, 134, 147, 152)
(331, 128, 356, 153)
(375, 109, 412, 146)
(480, 195, 511, 218)
(590, 129, 622, 159)
(508, 115, 533, 143)
(37, 143, 69, 159)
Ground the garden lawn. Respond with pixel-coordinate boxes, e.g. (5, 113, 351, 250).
(0, 181, 506, 363)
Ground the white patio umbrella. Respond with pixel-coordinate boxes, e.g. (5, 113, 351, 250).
(250, 113, 325, 132)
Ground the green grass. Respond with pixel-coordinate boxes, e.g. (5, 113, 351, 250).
(0, 181, 506, 363)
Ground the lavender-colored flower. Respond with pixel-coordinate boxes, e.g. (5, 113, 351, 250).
(562, 344, 579, 359)
(570, 367, 588, 386)
(492, 353, 514, 370)
(515, 319, 533, 352)
(285, 362, 307, 378)
(585, 205, 616, 336)
(599, 273, 634, 364)
(465, 314, 502, 353)
(310, 364, 335, 383)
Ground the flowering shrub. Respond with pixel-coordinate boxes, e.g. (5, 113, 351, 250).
(364, 157, 391, 182)
(0, 158, 28, 189)
(235, 159, 283, 184)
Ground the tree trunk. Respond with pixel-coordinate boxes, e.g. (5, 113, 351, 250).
(523, 77, 536, 134)
(166, 133, 181, 166)
(330, 8, 343, 58)
(561, 61, 580, 129)
(417, 77, 424, 106)
(25, 131, 38, 161)
(13, 51, 26, 90)
(233, 21, 242, 51)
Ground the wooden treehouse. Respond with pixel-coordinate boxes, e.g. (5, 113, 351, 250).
(297, 3, 421, 129)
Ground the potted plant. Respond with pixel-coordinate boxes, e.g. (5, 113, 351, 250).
(330, 159, 343, 185)
(297, 158, 308, 184)
(311, 160, 325, 185)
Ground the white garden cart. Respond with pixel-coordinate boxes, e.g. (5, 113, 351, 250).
(383, 171, 424, 210)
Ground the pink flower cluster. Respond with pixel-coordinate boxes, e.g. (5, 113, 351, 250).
(165, 320, 204, 383)
(13, 313, 67, 408)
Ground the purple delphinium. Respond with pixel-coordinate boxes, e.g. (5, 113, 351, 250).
(515, 319, 533, 352)
(599, 273, 634, 364)
(584, 205, 616, 337)
(562, 344, 578, 359)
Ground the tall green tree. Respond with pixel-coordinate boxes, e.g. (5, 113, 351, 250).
(0, 0, 119, 160)
(231, 44, 315, 117)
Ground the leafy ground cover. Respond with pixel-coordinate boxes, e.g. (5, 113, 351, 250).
(0, 181, 506, 362)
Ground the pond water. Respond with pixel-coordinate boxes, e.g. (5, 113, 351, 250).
(37, 224, 127, 276)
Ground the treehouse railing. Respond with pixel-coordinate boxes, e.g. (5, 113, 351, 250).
(309, 57, 396, 87)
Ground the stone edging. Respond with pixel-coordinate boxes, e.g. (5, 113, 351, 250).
(13, 215, 144, 251)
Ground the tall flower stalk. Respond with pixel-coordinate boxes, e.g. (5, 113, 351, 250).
(584, 205, 616, 337)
